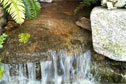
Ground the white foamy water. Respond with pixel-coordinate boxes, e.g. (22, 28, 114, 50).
(0, 50, 98, 84)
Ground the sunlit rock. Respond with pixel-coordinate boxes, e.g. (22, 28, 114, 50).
(101, 0, 126, 9)
(91, 6, 126, 61)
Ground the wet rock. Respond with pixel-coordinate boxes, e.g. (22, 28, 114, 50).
(91, 53, 126, 83)
(0, 2, 91, 64)
(76, 17, 91, 31)
(92, 51, 105, 61)
(91, 6, 126, 61)
(0, 7, 7, 34)
(4, 21, 19, 31)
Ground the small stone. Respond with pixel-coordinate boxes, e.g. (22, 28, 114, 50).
(76, 17, 91, 31)
(93, 52, 105, 61)
(101, 0, 126, 9)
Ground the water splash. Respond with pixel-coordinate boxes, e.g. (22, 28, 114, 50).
(0, 50, 97, 84)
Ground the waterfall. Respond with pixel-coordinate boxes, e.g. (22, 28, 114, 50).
(0, 50, 97, 84)
(40, 61, 52, 84)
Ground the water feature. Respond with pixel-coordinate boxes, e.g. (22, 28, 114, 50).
(0, 50, 98, 84)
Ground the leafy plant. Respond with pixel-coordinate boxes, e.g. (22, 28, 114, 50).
(0, 0, 40, 24)
(0, 58, 5, 78)
(0, 0, 25, 24)
(74, 0, 99, 15)
(0, 65, 4, 78)
(22, 0, 41, 19)
(18, 33, 30, 43)
(0, 33, 7, 48)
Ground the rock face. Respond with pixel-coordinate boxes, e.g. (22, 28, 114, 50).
(91, 6, 126, 61)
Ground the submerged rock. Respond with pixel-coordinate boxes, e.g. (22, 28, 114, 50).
(91, 6, 126, 61)
(0, 2, 91, 64)
(1, 18, 91, 64)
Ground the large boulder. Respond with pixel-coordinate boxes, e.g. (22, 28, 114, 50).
(91, 6, 126, 61)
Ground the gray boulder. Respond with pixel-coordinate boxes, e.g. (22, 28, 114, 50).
(91, 6, 126, 61)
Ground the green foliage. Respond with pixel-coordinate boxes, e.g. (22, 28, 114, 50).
(0, 60, 5, 79)
(0, 0, 41, 24)
(74, 0, 98, 15)
(0, 0, 25, 24)
(0, 33, 7, 48)
(18, 33, 30, 43)
(0, 66, 4, 78)
(22, 0, 41, 19)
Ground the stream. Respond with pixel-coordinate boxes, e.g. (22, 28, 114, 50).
(0, 1, 125, 84)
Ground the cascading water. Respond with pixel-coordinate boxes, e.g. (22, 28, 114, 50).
(0, 50, 97, 84)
